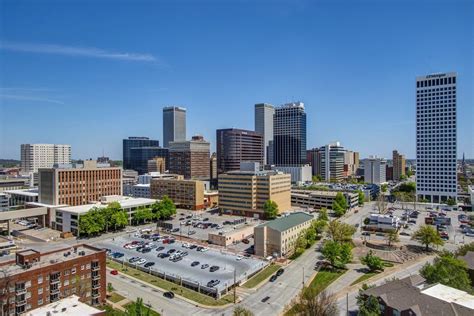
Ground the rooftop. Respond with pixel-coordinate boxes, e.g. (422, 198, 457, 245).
(4, 188, 38, 197)
(421, 284, 474, 310)
(257, 212, 314, 232)
(459, 251, 474, 270)
(56, 196, 156, 214)
(26, 295, 103, 316)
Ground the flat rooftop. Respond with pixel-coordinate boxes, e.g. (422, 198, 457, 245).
(26, 295, 103, 316)
(421, 284, 474, 310)
(57, 196, 156, 214)
(4, 188, 38, 197)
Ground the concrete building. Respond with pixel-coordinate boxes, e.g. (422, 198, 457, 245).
(291, 189, 358, 210)
(218, 165, 291, 218)
(169, 135, 210, 180)
(0, 193, 8, 211)
(365, 213, 400, 231)
(27, 295, 105, 316)
(163, 106, 186, 148)
(4, 188, 39, 207)
(362, 276, 474, 316)
(38, 160, 122, 206)
(364, 156, 387, 185)
(129, 146, 169, 175)
(254, 212, 314, 258)
(122, 137, 160, 171)
(416, 72, 457, 203)
(123, 183, 151, 198)
(255, 103, 275, 165)
(150, 178, 205, 210)
(147, 157, 166, 173)
(216, 128, 264, 174)
(273, 102, 306, 166)
(306, 148, 321, 177)
(0, 179, 30, 192)
(21, 144, 71, 173)
(468, 185, 474, 211)
(344, 151, 360, 177)
(318, 142, 346, 182)
(210, 152, 218, 189)
(55, 196, 156, 235)
(393, 150, 406, 181)
(208, 224, 254, 247)
(270, 165, 312, 185)
(0, 244, 106, 315)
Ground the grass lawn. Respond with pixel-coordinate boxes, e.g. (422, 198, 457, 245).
(306, 268, 345, 295)
(242, 264, 280, 289)
(350, 271, 380, 286)
(123, 303, 161, 316)
(108, 292, 126, 303)
(107, 260, 234, 306)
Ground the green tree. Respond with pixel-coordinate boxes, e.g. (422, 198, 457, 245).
(332, 192, 348, 217)
(263, 200, 278, 219)
(233, 306, 254, 316)
(312, 175, 323, 183)
(289, 288, 338, 316)
(357, 190, 365, 206)
(125, 297, 151, 316)
(357, 283, 380, 316)
(161, 195, 177, 219)
(411, 225, 444, 251)
(312, 219, 327, 236)
(111, 210, 128, 230)
(327, 220, 356, 243)
(381, 184, 388, 193)
(321, 240, 352, 269)
(361, 251, 384, 272)
(446, 198, 456, 206)
(400, 174, 408, 181)
(78, 207, 105, 236)
(318, 208, 329, 221)
(132, 207, 153, 225)
(420, 252, 472, 292)
(455, 242, 474, 257)
(386, 230, 400, 247)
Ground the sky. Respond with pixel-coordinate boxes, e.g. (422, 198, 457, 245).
(0, 0, 473, 160)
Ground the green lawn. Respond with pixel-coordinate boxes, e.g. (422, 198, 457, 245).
(306, 268, 345, 294)
(123, 303, 161, 316)
(108, 292, 126, 303)
(107, 260, 234, 306)
(350, 271, 380, 286)
(242, 264, 280, 289)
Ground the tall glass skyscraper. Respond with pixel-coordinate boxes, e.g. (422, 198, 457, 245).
(122, 137, 160, 170)
(416, 72, 457, 203)
(163, 106, 186, 148)
(273, 102, 307, 166)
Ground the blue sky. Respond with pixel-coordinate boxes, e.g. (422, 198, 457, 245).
(0, 0, 472, 160)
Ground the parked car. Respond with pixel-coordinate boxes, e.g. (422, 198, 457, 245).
(236, 255, 243, 261)
(156, 246, 165, 251)
(163, 291, 175, 299)
(242, 239, 250, 244)
(136, 258, 147, 265)
(269, 275, 278, 282)
(201, 264, 209, 269)
(276, 268, 284, 276)
(110, 269, 118, 275)
(191, 261, 200, 267)
(261, 296, 270, 303)
(189, 245, 197, 250)
(144, 262, 155, 268)
(188, 230, 196, 235)
(167, 249, 176, 254)
(210, 265, 220, 272)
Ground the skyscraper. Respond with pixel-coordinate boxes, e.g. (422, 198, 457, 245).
(216, 128, 264, 174)
(318, 142, 346, 182)
(255, 103, 275, 165)
(416, 72, 457, 203)
(169, 135, 210, 179)
(364, 156, 387, 185)
(21, 144, 71, 173)
(273, 102, 307, 166)
(130, 147, 169, 175)
(392, 150, 406, 181)
(122, 137, 160, 170)
(163, 106, 186, 148)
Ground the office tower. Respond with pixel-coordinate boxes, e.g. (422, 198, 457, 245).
(216, 128, 264, 174)
(273, 102, 307, 166)
(416, 73, 457, 203)
(344, 151, 360, 177)
(168, 135, 210, 179)
(392, 150, 406, 181)
(147, 157, 166, 173)
(122, 137, 160, 170)
(21, 144, 71, 173)
(318, 142, 345, 182)
(163, 106, 186, 148)
(129, 147, 169, 175)
(306, 148, 321, 177)
(38, 160, 122, 206)
(364, 156, 387, 185)
(255, 103, 275, 165)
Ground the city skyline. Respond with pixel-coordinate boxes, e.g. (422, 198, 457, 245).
(1, 0, 473, 160)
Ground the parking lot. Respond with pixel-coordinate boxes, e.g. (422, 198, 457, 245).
(97, 234, 267, 296)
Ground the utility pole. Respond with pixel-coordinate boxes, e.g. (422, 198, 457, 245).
(302, 267, 305, 289)
(233, 269, 236, 304)
(346, 293, 349, 316)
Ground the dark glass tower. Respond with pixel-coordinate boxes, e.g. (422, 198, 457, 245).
(122, 137, 160, 170)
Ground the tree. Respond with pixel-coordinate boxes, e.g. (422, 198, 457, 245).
(263, 200, 278, 219)
(132, 207, 153, 225)
(78, 207, 105, 236)
(125, 297, 151, 316)
(160, 195, 177, 219)
(327, 220, 356, 243)
(233, 306, 254, 316)
(318, 208, 329, 221)
(290, 288, 338, 316)
(357, 284, 380, 316)
(361, 251, 384, 272)
(420, 252, 472, 292)
(375, 194, 387, 214)
(312, 219, 327, 236)
(332, 192, 348, 217)
(111, 210, 128, 230)
(357, 190, 366, 206)
(446, 198, 456, 206)
(381, 184, 388, 193)
(411, 225, 444, 251)
(312, 175, 323, 183)
(386, 230, 399, 247)
(455, 242, 474, 257)
(321, 241, 352, 269)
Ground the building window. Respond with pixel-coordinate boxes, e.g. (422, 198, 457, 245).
(71, 268, 76, 274)
(38, 298, 43, 306)
(393, 309, 400, 316)
(38, 275, 43, 284)
(38, 288, 43, 295)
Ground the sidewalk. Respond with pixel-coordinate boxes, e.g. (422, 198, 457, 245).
(325, 263, 366, 294)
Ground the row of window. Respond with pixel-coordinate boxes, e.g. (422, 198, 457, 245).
(417, 76, 456, 87)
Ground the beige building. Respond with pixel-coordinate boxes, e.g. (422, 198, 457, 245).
(254, 212, 314, 257)
(218, 169, 291, 219)
(291, 189, 359, 210)
(208, 224, 254, 247)
(392, 150, 406, 181)
(150, 178, 205, 210)
(38, 160, 122, 206)
(169, 135, 210, 180)
(147, 157, 166, 173)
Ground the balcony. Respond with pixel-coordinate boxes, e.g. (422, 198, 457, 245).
(15, 288, 26, 295)
(50, 278, 60, 285)
(91, 264, 100, 272)
(92, 283, 101, 290)
(91, 273, 100, 281)
(15, 300, 26, 306)
(50, 288, 60, 295)
(91, 292, 100, 298)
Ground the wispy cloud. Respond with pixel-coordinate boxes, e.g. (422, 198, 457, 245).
(0, 94, 65, 105)
(0, 41, 159, 63)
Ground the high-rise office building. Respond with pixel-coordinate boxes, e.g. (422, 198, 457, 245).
(169, 135, 210, 179)
(129, 147, 169, 175)
(364, 156, 387, 185)
(255, 103, 275, 165)
(344, 151, 360, 177)
(21, 144, 71, 173)
(416, 72, 457, 203)
(147, 157, 166, 173)
(163, 106, 186, 148)
(392, 150, 406, 181)
(122, 137, 160, 170)
(273, 102, 306, 166)
(318, 142, 346, 182)
(216, 128, 264, 174)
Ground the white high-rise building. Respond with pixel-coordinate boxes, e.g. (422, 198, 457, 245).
(21, 144, 71, 173)
(416, 72, 457, 203)
(255, 103, 275, 165)
(364, 156, 387, 185)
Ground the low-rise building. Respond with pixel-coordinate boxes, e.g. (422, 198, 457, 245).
(254, 212, 314, 258)
(27, 294, 105, 316)
(291, 189, 358, 211)
(4, 188, 39, 207)
(0, 193, 8, 211)
(365, 213, 400, 231)
(150, 178, 205, 210)
(459, 251, 474, 285)
(0, 244, 106, 315)
(123, 183, 151, 198)
(208, 224, 254, 247)
(270, 165, 312, 185)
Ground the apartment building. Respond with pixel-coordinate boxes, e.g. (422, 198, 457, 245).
(0, 244, 106, 316)
(392, 150, 406, 181)
(38, 160, 122, 206)
(254, 212, 314, 257)
(291, 189, 358, 210)
(150, 178, 205, 210)
(21, 144, 71, 173)
(168, 136, 210, 180)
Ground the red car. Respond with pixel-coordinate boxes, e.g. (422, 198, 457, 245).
(110, 269, 118, 275)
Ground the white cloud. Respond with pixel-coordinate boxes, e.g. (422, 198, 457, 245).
(0, 94, 64, 105)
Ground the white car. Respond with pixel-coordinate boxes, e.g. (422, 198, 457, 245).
(182, 243, 190, 248)
(200, 247, 209, 252)
(136, 258, 147, 265)
(465, 232, 474, 237)
(236, 255, 243, 261)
